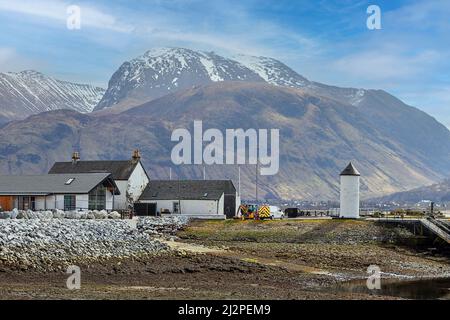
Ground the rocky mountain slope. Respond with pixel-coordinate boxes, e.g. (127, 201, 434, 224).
(1, 82, 449, 200)
(371, 179, 450, 203)
(0, 70, 105, 124)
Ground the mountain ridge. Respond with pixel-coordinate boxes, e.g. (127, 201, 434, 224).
(371, 179, 450, 203)
(93, 47, 388, 118)
(0, 70, 105, 124)
(94, 48, 265, 112)
(1, 81, 448, 200)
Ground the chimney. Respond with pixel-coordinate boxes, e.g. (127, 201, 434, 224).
(132, 149, 141, 163)
(72, 152, 80, 164)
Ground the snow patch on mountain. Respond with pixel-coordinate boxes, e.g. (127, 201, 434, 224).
(199, 54, 223, 82)
(0, 70, 105, 120)
(349, 89, 366, 106)
(233, 54, 309, 88)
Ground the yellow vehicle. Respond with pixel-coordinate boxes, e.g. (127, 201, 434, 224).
(258, 205, 271, 220)
(239, 204, 257, 220)
(238, 204, 272, 220)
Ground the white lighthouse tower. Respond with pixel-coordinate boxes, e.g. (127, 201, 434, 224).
(339, 162, 360, 219)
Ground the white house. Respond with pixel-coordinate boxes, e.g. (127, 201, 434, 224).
(136, 180, 239, 219)
(48, 150, 150, 210)
(0, 173, 120, 211)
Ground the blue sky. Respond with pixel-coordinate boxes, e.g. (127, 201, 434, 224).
(0, 0, 449, 128)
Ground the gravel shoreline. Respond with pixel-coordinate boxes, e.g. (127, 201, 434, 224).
(0, 217, 190, 272)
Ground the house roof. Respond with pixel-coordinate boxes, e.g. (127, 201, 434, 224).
(340, 162, 361, 176)
(139, 180, 236, 201)
(0, 173, 120, 195)
(48, 160, 141, 180)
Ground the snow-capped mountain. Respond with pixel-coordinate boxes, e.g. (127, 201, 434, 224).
(94, 48, 265, 111)
(233, 54, 309, 88)
(94, 47, 372, 112)
(0, 70, 105, 123)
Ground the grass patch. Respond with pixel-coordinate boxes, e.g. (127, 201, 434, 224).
(178, 219, 376, 244)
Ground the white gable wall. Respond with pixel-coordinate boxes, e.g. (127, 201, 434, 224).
(128, 162, 150, 201)
(113, 162, 150, 210)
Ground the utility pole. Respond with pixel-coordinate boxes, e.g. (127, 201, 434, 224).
(203, 166, 206, 180)
(169, 167, 172, 180)
(238, 166, 241, 197)
(256, 159, 259, 203)
(178, 179, 181, 215)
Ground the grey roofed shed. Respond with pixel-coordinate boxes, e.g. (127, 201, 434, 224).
(0, 173, 120, 196)
(48, 160, 144, 180)
(139, 180, 236, 201)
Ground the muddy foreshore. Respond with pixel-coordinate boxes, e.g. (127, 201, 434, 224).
(0, 219, 449, 300)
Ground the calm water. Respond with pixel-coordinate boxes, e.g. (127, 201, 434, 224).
(338, 278, 450, 300)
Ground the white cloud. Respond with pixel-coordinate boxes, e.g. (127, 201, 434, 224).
(332, 49, 441, 82)
(0, 0, 133, 32)
(0, 48, 15, 64)
(385, 0, 450, 31)
(0, 47, 42, 72)
(126, 3, 319, 60)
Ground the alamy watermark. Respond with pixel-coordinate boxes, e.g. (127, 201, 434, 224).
(171, 121, 280, 176)
(367, 5, 382, 30)
(67, 5, 81, 30)
(66, 265, 81, 290)
(366, 265, 381, 290)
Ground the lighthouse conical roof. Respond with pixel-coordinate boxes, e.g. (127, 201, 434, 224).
(340, 162, 360, 176)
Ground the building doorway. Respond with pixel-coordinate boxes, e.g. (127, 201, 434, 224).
(173, 202, 180, 214)
(134, 203, 157, 216)
(224, 194, 236, 219)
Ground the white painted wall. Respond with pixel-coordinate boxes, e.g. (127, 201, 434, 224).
(141, 194, 225, 216)
(236, 194, 241, 215)
(41, 195, 61, 210)
(113, 162, 150, 210)
(113, 181, 128, 210)
(35, 196, 46, 210)
(128, 162, 150, 201)
(13, 191, 115, 211)
(76, 194, 89, 209)
(105, 189, 114, 210)
(340, 175, 360, 219)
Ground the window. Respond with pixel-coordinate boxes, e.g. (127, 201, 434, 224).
(18, 196, 35, 211)
(64, 195, 76, 211)
(89, 185, 106, 210)
(173, 202, 180, 214)
(65, 178, 75, 185)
